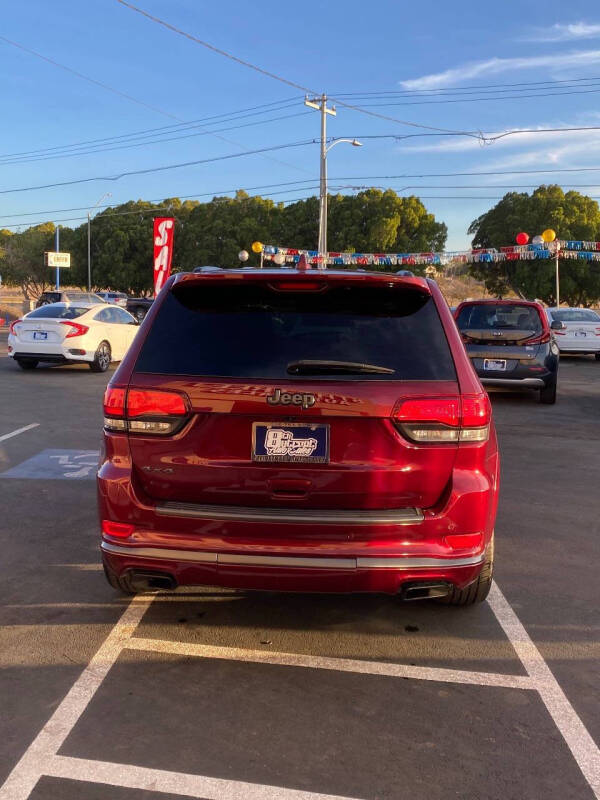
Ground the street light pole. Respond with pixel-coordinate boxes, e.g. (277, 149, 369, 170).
(87, 192, 112, 291)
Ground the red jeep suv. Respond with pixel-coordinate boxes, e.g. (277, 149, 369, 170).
(99, 268, 499, 605)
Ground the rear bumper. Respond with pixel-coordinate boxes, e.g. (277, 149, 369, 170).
(9, 346, 93, 363)
(481, 377, 545, 388)
(101, 543, 484, 594)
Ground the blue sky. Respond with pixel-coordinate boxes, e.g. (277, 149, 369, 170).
(3, 0, 600, 250)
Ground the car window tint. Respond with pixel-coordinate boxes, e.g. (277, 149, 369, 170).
(135, 282, 456, 381)
(94, 308, 112, 322)
(456, 304, 542, 332)
(551, 309, 600, 322)
(116, 309, 135, 324)
(27, 305, 89, 320)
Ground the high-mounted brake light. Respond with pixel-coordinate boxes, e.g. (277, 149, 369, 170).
(393, 393, 490, 444)
(268, 281, 326, 292)
(9, 319, 22, 336)
(103, 387, 189, 435)
(60, 321, 89, 338)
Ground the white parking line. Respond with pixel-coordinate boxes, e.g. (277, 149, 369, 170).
(1, 582, 599, 800)
(0, 423, 39, 443)
(47, 755, 362, 800)
(125, 635, 535, 691)
(488, 583, 600, 797)
(0, 596, 152, 800)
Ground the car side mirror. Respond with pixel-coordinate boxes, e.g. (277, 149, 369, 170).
(550, 320, 565, 330)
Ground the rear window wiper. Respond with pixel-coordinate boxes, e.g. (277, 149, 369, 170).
(287, 359, 395, 375)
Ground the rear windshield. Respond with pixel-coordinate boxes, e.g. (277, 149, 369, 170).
(66, 293, 102, 303)
(456, 303, 542, 332)
(27, 305, 88, 320)
(135, 282, 456, 381)
(549, 308, 600, 322)
(40, 292, 60, 303)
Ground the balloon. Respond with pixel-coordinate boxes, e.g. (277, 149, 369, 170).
(251, 241, 263, 254)
(515, 232, 529, 245)
(238, 250, 249, 262)
(532, 235, 544, 245)
(542, 229, 556, 243)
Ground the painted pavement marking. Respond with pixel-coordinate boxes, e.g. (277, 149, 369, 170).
(0, 449, 99, 479)
(1, 582, 598, 799)
(0, 423, 39, 443)
(125, 636, 535, 691)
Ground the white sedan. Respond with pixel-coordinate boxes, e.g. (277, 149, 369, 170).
(8, 302, 139, 372)
(546, 307, 600, 359)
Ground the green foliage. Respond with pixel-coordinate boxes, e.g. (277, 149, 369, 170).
(0, 222, 56, 299)
(468, 186, 600, 305)
(2, 189, 447, 296)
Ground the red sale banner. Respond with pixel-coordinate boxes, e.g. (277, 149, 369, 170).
(153, 217, 175, 295)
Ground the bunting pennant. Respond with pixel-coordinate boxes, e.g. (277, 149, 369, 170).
(262, 241, 600, 267)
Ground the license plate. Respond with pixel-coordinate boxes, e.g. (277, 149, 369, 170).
(575, 331, 587, 337)
(252, 422, 329, 463)
(484, 358, 506, 371)
(33, 331, 48, 340)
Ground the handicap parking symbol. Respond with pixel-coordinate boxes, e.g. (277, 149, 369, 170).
(0, 449, 100, 480)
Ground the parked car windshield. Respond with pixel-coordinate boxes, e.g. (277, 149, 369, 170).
(27, 305, 89, 320)
(549, 308, 600, 323)
(456, 303, 542, 332)
(135, 282, 456, 381)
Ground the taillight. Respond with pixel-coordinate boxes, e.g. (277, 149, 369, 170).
(101, 520, 135, 538)
(103, 387, 189, 435)
(9, 319, 22, 335)
(60, 321, 89, 338)
(522, 330, 551, 345)
(393, 393, 490, 444)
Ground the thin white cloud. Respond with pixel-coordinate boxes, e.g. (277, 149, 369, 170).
(526, 22, 600, 42)
(400, 50, 600, 90)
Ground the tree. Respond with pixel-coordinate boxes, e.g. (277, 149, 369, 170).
(0, 223, 56, 300)
(468, 186, 600, 304)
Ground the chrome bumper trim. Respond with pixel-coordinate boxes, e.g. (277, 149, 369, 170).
(481, 378, 545, 388)
(101, 542, 482, 570)
(156, 502, 424, 526)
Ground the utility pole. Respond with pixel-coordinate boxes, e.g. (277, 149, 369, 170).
(555, 242, 560, 308)
(305, 94, 336, 266)
(55, 225, 60, 291)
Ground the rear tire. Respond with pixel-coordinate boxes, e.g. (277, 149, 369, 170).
(539, 378, 557, 404)
(16, 358, 38, 370)
(438, 536, 494, 606)
(103, 563, 137, 595)
(89, 341, 111, 372)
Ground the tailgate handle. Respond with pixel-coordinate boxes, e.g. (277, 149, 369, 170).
(269, 478, 312, 498)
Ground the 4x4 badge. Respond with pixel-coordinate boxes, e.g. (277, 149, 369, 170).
(267, 389, 316, 410)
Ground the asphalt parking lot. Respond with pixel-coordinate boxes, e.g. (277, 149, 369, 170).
(0, 335, 598, 800)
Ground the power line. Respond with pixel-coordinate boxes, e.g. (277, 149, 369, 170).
(0, 34, 181, 121)
(115, 0, 479, 138)
(0, 97, 302, 161)
(332, 76, 600, 95)
(347, 86, 600, 107)
(0, 140, 316, 195)
(0, 109, 312, 166)
(0, 34, 310, 174)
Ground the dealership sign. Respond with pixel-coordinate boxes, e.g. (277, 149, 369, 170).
(153, 217, 175, 295)
(44, 251, 71, 268)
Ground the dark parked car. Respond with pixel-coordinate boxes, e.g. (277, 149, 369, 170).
(454, 299, 560, 404)
(36, 290, 103, 308)
(99, 268, 499, 606)
(126, 296, 153, 322)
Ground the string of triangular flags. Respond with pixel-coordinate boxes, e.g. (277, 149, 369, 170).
(262, 241, 600, 267)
